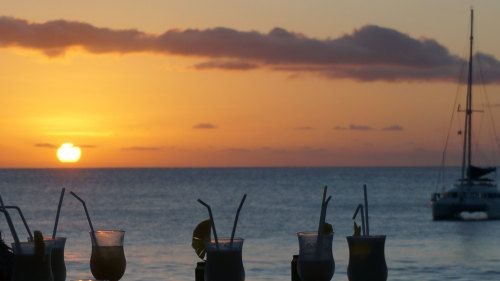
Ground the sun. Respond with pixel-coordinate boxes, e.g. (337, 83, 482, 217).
(57, 143, 81, 163)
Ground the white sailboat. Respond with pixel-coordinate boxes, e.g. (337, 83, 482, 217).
(431, 9, 500, 220)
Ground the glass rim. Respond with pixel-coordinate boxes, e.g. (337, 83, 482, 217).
(43, 236, 66, 240)
(11, 241, 54, 254)
(89, 229, 125, 234)
(207, 237, 244, 242)
(297, 231, 334, 236)
(346, 234, 386, 239)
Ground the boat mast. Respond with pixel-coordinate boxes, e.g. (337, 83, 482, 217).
(461, 9, 474, 185)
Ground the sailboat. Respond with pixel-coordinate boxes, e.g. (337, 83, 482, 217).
(430, 9, 500, 220)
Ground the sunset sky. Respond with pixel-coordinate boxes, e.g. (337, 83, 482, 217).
(1, 0, 500, 168)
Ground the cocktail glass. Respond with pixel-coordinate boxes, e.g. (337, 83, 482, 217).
(89, 230, 126, 281)
(346, 235, 387, 281)
(204, 237, 245, 281)
(297, 232, 335, 281)
(11, 241, 54, 281)
(44, 237, 67, 281)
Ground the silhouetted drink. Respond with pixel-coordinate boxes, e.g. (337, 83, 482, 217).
(91, 245, 126, 280)
(346, 235, 387, 281)
(204, 238, 244, 281)
(297, 232, 334, 281)
(90, 230, 126, 281)
(11, 242, 54, 281)
(44, 237, 67, 281)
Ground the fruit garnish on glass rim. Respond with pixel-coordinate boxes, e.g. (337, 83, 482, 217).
(323, 222, 334, 234)
(191, 219, 212, 260)
(34, 230, 45, 261)
(353, 222, 361, 236)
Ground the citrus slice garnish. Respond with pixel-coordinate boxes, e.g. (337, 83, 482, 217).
(191, 219, 211, 260)
(353, 222, 361, 236)
(34, 230, 45, 261)
(323, 222, 334, 234)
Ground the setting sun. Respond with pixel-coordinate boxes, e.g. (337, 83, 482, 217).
(57, 143, 81, 163)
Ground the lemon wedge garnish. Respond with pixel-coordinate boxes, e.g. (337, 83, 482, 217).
(323, 222, 334, 234)
(34, 230, 45, 261)
(353, 222, 361, 236)
(191, 219, 211, 260)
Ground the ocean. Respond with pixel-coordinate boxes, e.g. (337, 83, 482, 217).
(0, 167, 499, 281)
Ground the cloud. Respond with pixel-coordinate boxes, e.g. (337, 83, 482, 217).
(79, 144, 97, 148)
(298, 146, 328, 153)
(381, 125, 404, 131)
(260, 146, 288, 153)
(121, 146, 162, 151)
(349, 124, 373, 131)
(2, 16, 499, 82)
(34, 143, 58, 148)
(336, 124, 376, 131)
(193, 123, 216, 129)
(193, 60, 258, 70)
(226, 148, 251, 153)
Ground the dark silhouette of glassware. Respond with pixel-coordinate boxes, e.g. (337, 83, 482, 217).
(90, 230, 126, 281)
(44, 237, 66, 281)
(346, 235, 387, 281)
(11, 241, 54, 281)
(297, 232, 335, 281)
(204, 237, 244, 281)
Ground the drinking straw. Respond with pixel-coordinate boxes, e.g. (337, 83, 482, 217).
(52, 188, 66, 239)
(197, 199, 219, 248)
(4, 206, 33, 241)
(363, 184, 370, 236)
(70, 191, 97, 246)
(317, 186, 327, 233)
(317, 186, 332, 235)
(318, 196, 331, 234)
(352, 204, 366, 236)
(0, 195, 20, 250)
(230, 194, 247, 248)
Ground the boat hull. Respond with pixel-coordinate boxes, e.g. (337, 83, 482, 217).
(431, 193, 500, 220)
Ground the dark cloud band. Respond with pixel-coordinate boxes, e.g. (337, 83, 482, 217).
(1, 16, 499, 82)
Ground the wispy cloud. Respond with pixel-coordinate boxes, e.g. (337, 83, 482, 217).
(226, 148, 251, 153)
(381, 125, 404, 131)
(2, 17, 500, 82)
(121, 146, 162, 151)
(298, 146, 328, 153)
(193, 123, 216, 129)
(34, 143, 58, 148)
(193, 60, 258, 70)
(260, 146, 288, 153)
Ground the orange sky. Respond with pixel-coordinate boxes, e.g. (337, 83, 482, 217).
(1, 1, 500, 168)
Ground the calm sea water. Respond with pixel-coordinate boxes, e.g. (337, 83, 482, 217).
(0, 167, 499, 281)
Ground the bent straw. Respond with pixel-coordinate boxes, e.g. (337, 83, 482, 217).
(318, 196, 331, 234)
(0, 195, 20, 251)
(318, 186, 332, 235)
(52, 188, 66, 239)
(353, 204, 366, 236)
(317, 186, 327, 234)
(363, 184, 369, 236)
(70, 191, 97, 246)
(316, 189, 332, 255)
(197, 199, 219, 248)
(230, 194, 247, 248)
(4, 206, 32, 241)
